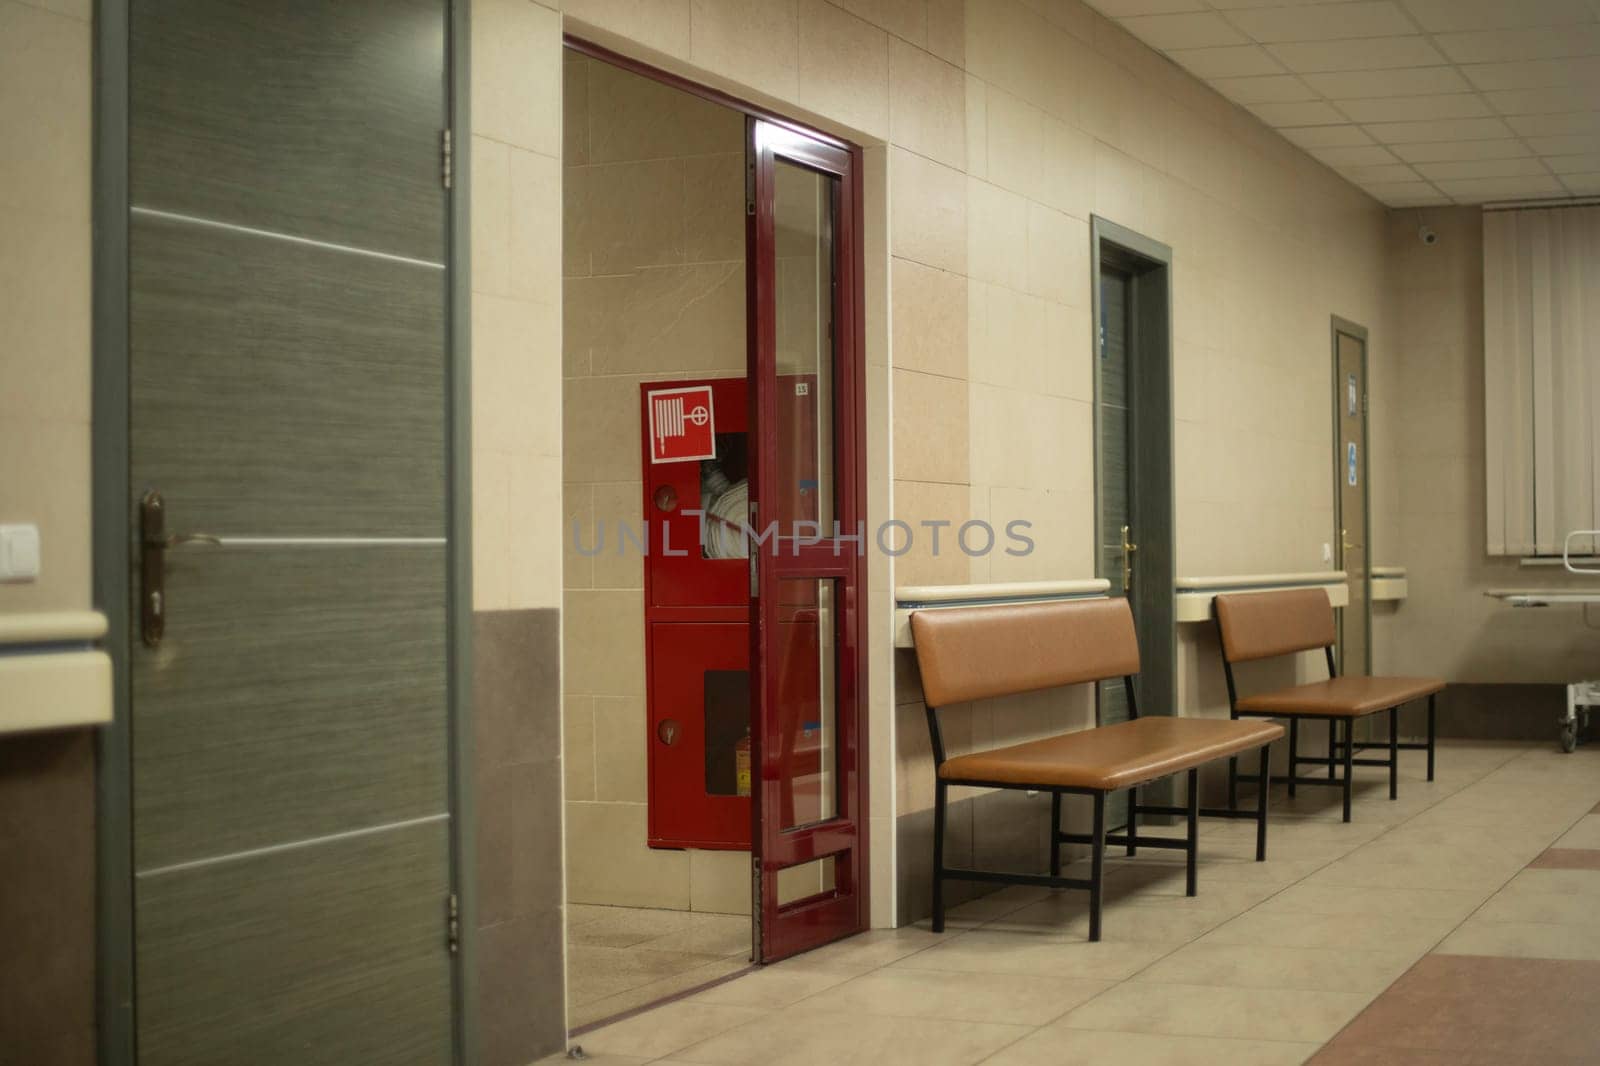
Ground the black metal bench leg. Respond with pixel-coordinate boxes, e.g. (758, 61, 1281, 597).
(1389, 705, 1399, 800)
(1185, 768, 1199, 897)
(1327, 719, 1337, 779)
(1049, 791, 1062, 877)
(932, 780, 947, 932)
(1127, 785, 1138, 857)
(1288, 718, 1299, 798)
(1227, 755, 1238, 810)
(1089, 792, 1106, 942)
(1255, 743, 1270, 861)
(1427, 693, 1436, 781)
(1342, 718, 1354, 822)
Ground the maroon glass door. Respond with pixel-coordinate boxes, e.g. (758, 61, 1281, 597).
(746, 118, 867, 962)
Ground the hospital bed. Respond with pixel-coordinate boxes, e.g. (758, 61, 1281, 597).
(1486, 531, 1600, 752)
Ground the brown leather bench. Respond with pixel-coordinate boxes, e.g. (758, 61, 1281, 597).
(911, 598, 1283, 941)
(1214, 588, 1446, 823)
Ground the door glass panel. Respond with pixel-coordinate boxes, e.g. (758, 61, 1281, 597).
(775, 578, 837, 828)
(773, 159, 836, 537)
(776, 855, 837, 907)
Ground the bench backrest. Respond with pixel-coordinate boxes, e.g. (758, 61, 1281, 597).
(910, 598, 1141, 708)
(1213, 587, 1335, 664)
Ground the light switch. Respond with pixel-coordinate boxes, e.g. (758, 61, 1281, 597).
(0, 524, 41, 582)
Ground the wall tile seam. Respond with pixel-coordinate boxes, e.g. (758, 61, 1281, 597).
(468, 131, 562, 163)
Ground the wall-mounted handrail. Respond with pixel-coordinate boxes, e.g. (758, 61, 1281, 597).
(0, 610, 108, 647)
(894, 579, 1111, 647)
(1175, 571, 1349, 623)
(0, 611, 112, 735)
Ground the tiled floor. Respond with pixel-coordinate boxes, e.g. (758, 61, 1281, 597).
(551, 741, 1600, 1064)
(567, 905, 752, 1029)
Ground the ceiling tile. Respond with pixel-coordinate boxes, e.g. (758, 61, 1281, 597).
(1414, 157, 1552, 180)
(1167, 44, 1285, 77)
(1087, 0, 1205, 15)
(1226, 2, 1416, 43)
(1358, 179, 1445, 202)
(1340, 163, 1420, 183)
(1392, 139, 1532, 162)
(1433, 174, 1566, 200)
(1560, 172, 1600, 192)
(1279, 124, 1375, 148)
(1117, 12, 1248, 49)
(1366, 116, 1515, 142)
(1336, 94, 1493, 123)
(1267, 37, 1449, 73)
(1247, 100, 1347, 126)
(1311, 144, 1401, 166)
(1485, 86, 1600, 113)
(1434, 26, 1600, 63)
(1508, 112, 1600, 136)
(1212, 74, 1318, 103)
(1209, 0, 1343, 8)
(1546, 152, 1600, 173)
(1302, 67, 1472, 98)
(1525, 133, 1600, 153)
(1462, 57, 1600, 90)
(1399, 0, 1596, 34)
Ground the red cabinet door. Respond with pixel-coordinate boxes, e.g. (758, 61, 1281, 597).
(647, 622, 750, 849)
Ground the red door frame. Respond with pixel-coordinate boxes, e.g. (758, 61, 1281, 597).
(563, 36, 870, 963)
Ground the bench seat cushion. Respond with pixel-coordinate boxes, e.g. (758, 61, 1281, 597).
(1235, 676, 1445, 717)
(938, 717, 1284, 792)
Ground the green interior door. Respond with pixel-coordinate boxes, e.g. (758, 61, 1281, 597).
(127, 2, 455, 1061)
(1334, 326, 1371, 676)
(1097, 264, 1136, 728)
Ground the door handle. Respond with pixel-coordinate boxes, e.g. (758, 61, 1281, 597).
(139, 490, 221, 648)
(1120, 524, 1138, 594)
(1340, 528, 1364, 553)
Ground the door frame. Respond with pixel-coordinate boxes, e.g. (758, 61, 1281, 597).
(1090, 217, 1176, 732)
(90, 3, 477, 1062)
(562, 36, 870, 959)
(1330, 315, 1372, 677)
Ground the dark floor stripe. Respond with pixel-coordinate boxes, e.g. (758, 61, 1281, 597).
(1528, 847, 1600, 871)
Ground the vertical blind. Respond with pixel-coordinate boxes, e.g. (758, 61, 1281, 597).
(1483, 205, 1600, 557)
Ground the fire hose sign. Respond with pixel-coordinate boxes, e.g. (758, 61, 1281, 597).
(647, 385, 717, 464)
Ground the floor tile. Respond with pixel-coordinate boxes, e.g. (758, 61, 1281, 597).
(1058, 981, 1371, 1044)
(1527, 848, 1600, 871)
(666, 1008, 1032, 1065)
(1249, 883, 1487, 923)
(1551, 814, 1600, 850)
(578, 1002, 768, 1060)
(986, 1027, 1318, 1065)
(1434, 919, 1600, 961)
(796, 967, 1112, 1026)
(689, 966, 851, 1008)
(1197, 909, 1457, 955)
(769, 927, 944, 975)
(1133, 942, 1419, 994)
(891, 929, 1178, 980)
(1329, 954, 1600, 1060)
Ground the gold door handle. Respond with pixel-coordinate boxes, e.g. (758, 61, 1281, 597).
(1340, 527, 1364, 553)
(1121, 524, 1138, 593)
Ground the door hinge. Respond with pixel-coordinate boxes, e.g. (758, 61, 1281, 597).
(745, 154, 756, 216)
(446, 892, 460, 954)
(1361, 393, 1369, 415)
(441, 129, 454, 190)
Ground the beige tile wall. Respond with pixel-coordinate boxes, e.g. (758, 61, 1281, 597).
(0, 0, 92, 617)
(561, 53, 750, 912)
(471, 0, 565, 613)
(1372, 206, 1600, 684)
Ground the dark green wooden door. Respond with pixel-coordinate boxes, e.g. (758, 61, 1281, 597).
(127, 3, 455, 1062)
